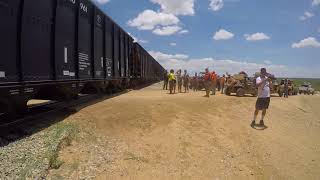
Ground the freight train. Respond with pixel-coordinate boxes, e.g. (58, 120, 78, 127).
(0, 0, 165, 117)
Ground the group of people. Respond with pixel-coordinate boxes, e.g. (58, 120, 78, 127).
(163, 67, 273, 128)
(162, 68, 226, 97)
(163, 69, 190, 94)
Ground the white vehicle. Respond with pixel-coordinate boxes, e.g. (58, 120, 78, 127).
(298, 83, 315, 95)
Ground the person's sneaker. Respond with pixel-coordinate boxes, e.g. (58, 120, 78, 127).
(259, 120, 265, 127)
(250, 120, 255, 127)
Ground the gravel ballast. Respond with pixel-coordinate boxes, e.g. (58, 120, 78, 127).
(0, 122, 77, 179)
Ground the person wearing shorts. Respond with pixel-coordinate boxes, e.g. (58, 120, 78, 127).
(251, 68, 272, 127)
(176, 69, 183, 93)
(183, 70, 189, 93)
(168, 69, 176, 94)
(163, 70, 169, 90)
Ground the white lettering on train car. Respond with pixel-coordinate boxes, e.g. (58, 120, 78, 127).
(24, 88, 34, 93)
(69, 0, 76, 4)
(9, 89, 19, 95)
(97, 15, 102, 24)
(64, 47, 68, 63)
(69, 72, 75, 77)
(80, 3, 88, 13)
(63, 70, 70, 76)
(0, 71, 5, 78)
(96, 71, 101, 76)
(101, 57, 103, 67)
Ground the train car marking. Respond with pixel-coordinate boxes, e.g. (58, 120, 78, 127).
(24, 88, 34, 93)
(80, 3, 88, 13)
(0, 71, 5, 78)
(9, 89, 20, 95)
(64, 47, 68, 63)
(69, 72, 75, 77)
(63, 70, 70, 76)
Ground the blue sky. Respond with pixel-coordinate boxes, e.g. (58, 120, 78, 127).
(94, 0, 320, 78)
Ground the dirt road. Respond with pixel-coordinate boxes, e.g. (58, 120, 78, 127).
(48, 82, 320, 179)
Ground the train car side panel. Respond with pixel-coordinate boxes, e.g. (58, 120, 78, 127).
(77, 0, 93, 79)
(119, 30, 125, 77)
(93, 8, 104, 79)
(21, 0, 55, 81)
(0, 0, 21, 83)
(113, 24, 120, 78)
(54, 0, 77, 80)
(105, 17, 113, 78)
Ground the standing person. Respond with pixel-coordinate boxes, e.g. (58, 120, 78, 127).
(193, 73, 199, 92)
(211, 71, 217, 95)
(284, 79, 289, 98)
(251, 68, 272, 127)
(204, 68, 212, 97)
(220, 74, 226, 94)
(217, 75, 221, 92)
(163, 70, 169, 90)
(183, 70, 190, 93)
(168, 69, 176, 94)
(176, 69, 183, 93)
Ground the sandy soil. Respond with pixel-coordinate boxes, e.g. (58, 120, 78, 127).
(48, 82, 320, 180)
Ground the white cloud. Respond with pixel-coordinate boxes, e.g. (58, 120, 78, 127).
(149, 51, 189, 62)
(128, 0, 193, 36)
(150, 0, 195, 15)
(245, 33, 271, 41)
(128, 10, 179, 30)
(170, 42, 177, 46)
(213, 29, 234, 40)
(153, 25, 182, 36)
(312, 0, 320, 6)
(179, 30, 189, 34)
(299, 11, 314, 21)
(209, 0, 224, 11)
(292, 37, 320, 48)
(149, 51, 320, 78)
(94, 0, 110, 4)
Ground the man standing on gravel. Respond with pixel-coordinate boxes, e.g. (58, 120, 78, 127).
(251, 68, 272, 127)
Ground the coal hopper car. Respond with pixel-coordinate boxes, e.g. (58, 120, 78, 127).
(0, 0, 165, 117)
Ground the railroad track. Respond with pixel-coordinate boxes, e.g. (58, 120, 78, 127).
(0, 90, 129, 147)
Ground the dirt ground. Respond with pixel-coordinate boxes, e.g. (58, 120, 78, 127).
(48, 82, 320, 180)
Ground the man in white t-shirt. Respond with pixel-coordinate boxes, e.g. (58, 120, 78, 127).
(251, 68, 272, 127)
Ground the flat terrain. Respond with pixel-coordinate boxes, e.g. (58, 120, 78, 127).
(48, 82, 320, 179)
